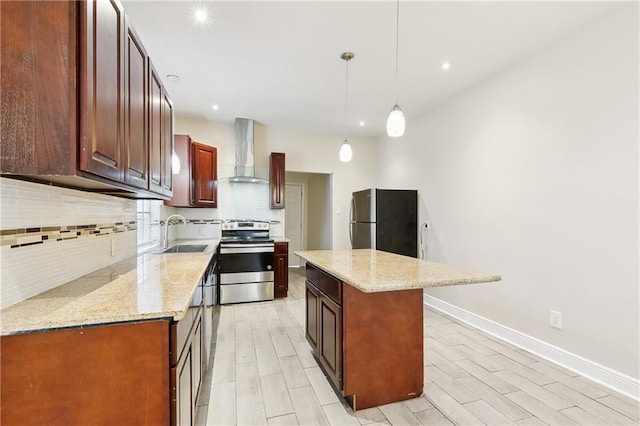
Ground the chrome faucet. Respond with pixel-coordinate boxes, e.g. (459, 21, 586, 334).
(163, 214, 186, 249)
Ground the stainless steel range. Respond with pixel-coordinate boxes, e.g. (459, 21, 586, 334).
(218, 220, 274, 304)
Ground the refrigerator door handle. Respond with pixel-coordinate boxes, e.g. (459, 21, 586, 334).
(349, 196, 356, 248)
(349, 196, 356, 223)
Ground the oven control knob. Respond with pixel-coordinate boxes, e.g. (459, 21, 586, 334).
(267, 265, 272, 270)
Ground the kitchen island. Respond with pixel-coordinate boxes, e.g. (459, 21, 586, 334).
(295, 249, 501, 410)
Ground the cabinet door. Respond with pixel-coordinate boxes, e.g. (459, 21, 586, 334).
(176, 346, 193, 426)
(148, 62, 163, 194)
(162, 91, 174, 196)
(164, 135, 191, 207)
(269, 152, 285, 209)
(0, 0, 78, 176)
(274, 253, 288, 298)
(123, 22, 148, 189)
(191, 142, 217, 207)
(192, 314, 203, 404)
(80, 0, 125, 182)
(305, 282, 320, 352)
(319, 295, 342, 389)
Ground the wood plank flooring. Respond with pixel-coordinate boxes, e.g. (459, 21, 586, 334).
(197, 268, 639, 425)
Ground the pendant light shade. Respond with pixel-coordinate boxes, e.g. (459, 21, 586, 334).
(387, 0, 406, 137)
(339, 51, 355, 163)
(339, 139, 353, 162)
(386, 103, 405, 137)
(171, 152, 181, 174)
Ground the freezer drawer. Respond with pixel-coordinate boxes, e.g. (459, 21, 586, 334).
(350, 222, 376, 250)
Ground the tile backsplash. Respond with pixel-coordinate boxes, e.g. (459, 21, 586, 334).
(0, 178, 137, 309)
(0, 164, 286, 308)
(167, 165, 285, 240)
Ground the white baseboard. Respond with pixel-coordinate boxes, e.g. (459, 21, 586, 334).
(423, 294, 640, 401)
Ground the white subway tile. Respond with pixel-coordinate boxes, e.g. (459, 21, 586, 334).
(0, 178, 137, 308)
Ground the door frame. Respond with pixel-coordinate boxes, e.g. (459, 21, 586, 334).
(285, 183, 304, 267)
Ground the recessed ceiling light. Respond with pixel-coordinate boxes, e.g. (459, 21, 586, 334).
(441, 61, 452, 71)
(194, 8, 208, 23)
(211, 104, 219, 111)
(359, 121, 365, 127)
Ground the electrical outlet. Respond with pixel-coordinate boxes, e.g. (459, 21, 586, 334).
(110, 239, 116, 257)
(199, 227, 206, 236)
(550, 310, 562, 330)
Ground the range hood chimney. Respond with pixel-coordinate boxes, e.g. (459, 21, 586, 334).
(229, 118, 268, 183)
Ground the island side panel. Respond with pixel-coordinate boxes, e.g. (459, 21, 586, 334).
(343, 285, 424, 410)
(0, 320, 170, 425)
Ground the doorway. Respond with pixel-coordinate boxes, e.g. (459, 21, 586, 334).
(285, 172, 332, 267)
(285, 184, 303, 267)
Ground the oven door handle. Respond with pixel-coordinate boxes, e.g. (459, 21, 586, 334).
(220, 243, 274, 248)
(220, 246, 274, 254)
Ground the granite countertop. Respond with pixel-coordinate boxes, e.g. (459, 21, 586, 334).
(0, 239, 220, 336)
(295, 249, 501, 293)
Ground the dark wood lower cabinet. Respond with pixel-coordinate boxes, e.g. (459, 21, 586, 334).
(0, 321, 170, 425)
(305, 263, 423, 410)
(176, 347, 193, 426)
(305, 282, 320, 352)
(170, 300, 204, 426)
(0, 307, 204, 426)
(274, 241, 289, 298)
(319, 293, 342, 388)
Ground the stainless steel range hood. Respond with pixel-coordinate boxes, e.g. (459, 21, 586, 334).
(229, 118, 268, 184)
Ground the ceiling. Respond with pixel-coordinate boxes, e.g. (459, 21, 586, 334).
(122, 1, 621, 137)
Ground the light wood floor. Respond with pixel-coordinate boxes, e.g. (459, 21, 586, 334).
(197, 268, 639, 425)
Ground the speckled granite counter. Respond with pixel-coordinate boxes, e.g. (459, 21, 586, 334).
(0, 239, 219, 335)
(295, 249, 501, 293)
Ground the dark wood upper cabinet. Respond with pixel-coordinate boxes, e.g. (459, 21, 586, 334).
(123, 22, 148, 189)
(0, 1, 77, 176)
(148, 62, 163, 195)
(165, 136, 218, 208)
(270, 152, 285, 209)
(165, 135, 192, 207)
(191, 142, 217, 207)
(0, 0, 173, 199)
(79, 0, 126, 182)
(162, 90, 174, 197)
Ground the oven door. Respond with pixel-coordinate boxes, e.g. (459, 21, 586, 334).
(218, 243, 274, 304)
(219, 243, 274, 282)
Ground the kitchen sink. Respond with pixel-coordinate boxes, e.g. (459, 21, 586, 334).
(161, 244, 209, 254)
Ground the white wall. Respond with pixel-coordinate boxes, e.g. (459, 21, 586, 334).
(377, 5, 639, 379)
(175, 117, 377, 248)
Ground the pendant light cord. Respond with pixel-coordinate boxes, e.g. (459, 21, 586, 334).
(345, 58, 349, 141)
(394, 0, 400, 101)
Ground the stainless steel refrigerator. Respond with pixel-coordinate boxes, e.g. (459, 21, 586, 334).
(349, 188, 418, 258)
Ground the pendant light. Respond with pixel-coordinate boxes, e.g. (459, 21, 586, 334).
(339, 52, 354, 162)
(386, 0, 405, 137)
(167, 74, 182, 174)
